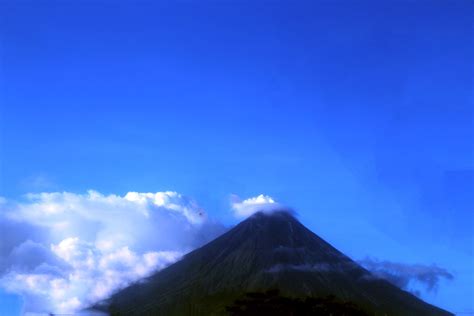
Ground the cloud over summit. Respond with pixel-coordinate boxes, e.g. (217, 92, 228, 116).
(230, 194, 284, 218)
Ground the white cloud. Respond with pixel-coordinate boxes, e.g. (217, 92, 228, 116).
(0, 191, 224, 314)
(230, 194, 283, 218)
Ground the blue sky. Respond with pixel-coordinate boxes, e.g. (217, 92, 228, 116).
(0, 0, 473, 314)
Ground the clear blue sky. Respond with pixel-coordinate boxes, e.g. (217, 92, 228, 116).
(0, 0, 473, 314)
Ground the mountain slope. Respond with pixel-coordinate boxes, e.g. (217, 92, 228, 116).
(99, 211, 452, 316)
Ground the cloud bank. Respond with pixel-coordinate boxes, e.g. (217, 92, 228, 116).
(0, 191, 225, 314)
(359, 257, 454, 295)
(230, 194, 284, 218)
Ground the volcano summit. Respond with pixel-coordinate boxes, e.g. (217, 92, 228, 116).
(96, 211, 452, 315)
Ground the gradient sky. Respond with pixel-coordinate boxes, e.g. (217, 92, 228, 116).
(0, 0, 473, 315)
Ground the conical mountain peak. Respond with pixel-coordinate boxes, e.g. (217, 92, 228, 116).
(98, 211, 453, 316)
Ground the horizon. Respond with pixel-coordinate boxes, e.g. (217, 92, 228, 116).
(0, 0, 473, 315)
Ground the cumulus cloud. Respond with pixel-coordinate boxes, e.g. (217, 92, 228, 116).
(0, 191, 225, 314)
(230, 194, 284, 218)
(359, 257, 454, 295)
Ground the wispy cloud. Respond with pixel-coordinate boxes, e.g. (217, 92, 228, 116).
(0, 191, 225, 314)
(359, 257, 454, 295)
(20, 174, 58, 192)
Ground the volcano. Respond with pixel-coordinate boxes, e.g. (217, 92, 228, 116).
(98, 211, 452, 315)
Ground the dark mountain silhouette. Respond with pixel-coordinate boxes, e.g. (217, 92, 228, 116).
(96, 211, 452, 316)
(225, 289, 369, 316)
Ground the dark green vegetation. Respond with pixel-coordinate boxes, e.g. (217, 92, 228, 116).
(226, 289, 368, 316)
(97, 211, 453, 316)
